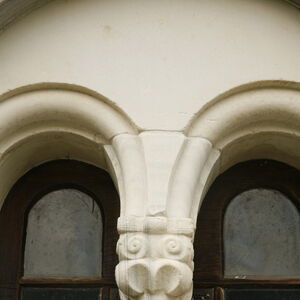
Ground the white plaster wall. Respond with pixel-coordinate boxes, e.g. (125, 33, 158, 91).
(0, 0, 299, 130)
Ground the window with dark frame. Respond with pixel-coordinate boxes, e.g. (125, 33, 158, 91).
(193, 159, 300, 300)
(0, 160, 120, 300)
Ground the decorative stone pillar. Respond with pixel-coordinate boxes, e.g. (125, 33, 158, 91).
(105, 131, 219, 299)
(116, 216, 194, 299)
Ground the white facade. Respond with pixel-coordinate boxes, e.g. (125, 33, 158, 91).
(0, 0, 299, 299)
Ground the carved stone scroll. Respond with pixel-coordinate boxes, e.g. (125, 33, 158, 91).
(116, 216, 194, 299)
(105, 132, 218, 299)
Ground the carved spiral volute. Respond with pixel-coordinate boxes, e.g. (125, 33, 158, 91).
(160, 235, 194, 265)
(117, 233, 148, 260)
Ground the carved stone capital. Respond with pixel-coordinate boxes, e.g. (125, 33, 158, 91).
(116, 216, 194, 299)
(105, 132, 218, 298)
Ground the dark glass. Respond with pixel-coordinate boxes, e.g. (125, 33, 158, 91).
(24, 189, 103, 278)
(224, 189, 300, 278)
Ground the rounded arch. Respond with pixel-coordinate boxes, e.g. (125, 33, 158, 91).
(186, 81, 300, 147)
(185, 81, 300, 221)
(0, 83, 138, 209)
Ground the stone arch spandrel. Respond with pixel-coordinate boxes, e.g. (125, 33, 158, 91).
(185, 80, 300, 147)
(186, 81, 300, 170)
(0, 83, 138, 142)
(0, 83, 138, 212)
(167, 81, 300, 222)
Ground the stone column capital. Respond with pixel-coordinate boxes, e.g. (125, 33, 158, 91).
(104, 131, 220, 299)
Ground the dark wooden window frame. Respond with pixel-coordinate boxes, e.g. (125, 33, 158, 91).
(193, 159, 300, 299)
(0, 160, 120, 299)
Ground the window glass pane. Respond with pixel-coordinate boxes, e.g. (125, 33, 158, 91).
(24, 189, 102, 278)
(224, 189, 300, 277)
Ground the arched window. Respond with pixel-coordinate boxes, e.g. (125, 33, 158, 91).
(0, 160, 120, 300)
(193, 160, 300, 300)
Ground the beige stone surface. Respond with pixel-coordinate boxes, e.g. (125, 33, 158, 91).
(0, 1, 299, 299)
(0, 0, 299, 130)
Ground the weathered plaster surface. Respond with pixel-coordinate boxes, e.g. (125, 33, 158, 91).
(0, 0, 299, 130)
(0, 1, 299, 299)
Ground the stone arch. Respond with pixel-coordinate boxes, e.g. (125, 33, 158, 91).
(187, 80, 300, 168)
(0, 83, 138, 210)
(168, 81, 300, 222)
